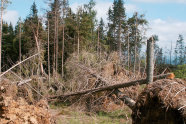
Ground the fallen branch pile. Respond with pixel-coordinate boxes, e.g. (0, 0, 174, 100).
(0, 79, 55, 124)
(49, 71, 172, 100)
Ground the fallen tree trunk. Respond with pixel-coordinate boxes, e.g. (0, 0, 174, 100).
(48, 73, 172, 100)
(114, 89, 136, 109)
(68, 63, 137, 109)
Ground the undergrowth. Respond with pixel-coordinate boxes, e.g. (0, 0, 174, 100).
(50, 104, 132, 124)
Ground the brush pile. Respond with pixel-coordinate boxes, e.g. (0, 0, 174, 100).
(132, 79, 186, 124)
(61, 51, 141, 112)
(0, 79, 55, 124)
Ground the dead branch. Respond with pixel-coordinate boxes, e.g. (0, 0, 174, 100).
(75, 63, 136, 108)
(18, 79, 32, 86)
(0, 53, 39, 78)
(48, 73, 172, 100)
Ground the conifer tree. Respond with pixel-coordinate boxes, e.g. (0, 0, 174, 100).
(46, 0, 62, 76)
(127, 12, 147, 72)
(23, 2, 45, 75)
(174, 34, 185, 65)
(107, 0, 126, 57)
(2, 22, 15, 70)
(0, 0, 10, 74)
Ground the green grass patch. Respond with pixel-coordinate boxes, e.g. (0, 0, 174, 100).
(50, 104, 132, 124)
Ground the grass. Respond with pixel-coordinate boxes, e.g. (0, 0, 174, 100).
(50, 103, 132, 124)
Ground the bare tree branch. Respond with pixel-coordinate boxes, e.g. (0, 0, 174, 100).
(0, 53, 39, 78)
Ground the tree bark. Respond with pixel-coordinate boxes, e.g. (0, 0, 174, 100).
(62, 24, 64, 78)
(138, 56, 141, 75)
(97, 26, 99, 57)
(118, 19, 122, 58)
(146, 37, 154, 83)
(53, 8, 57, 77)
(62, 5, 65, 78)
(0, 0, 3, 75)
(114, 89, 136, 109)
(32, 20, 44, 74)
(48, 20, 50, 84)
(77, 30, 80, 55)
(134, 13, 138, 74)
(55, 13, 59, 74)
(19, 22, 22, 77)
(127, 27, 130, 71)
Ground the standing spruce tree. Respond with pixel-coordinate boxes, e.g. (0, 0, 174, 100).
(75, 7, 81, 55)
(2, 22, 15, 70)
(107, 0, 126, 57)
(127, 12, 147, 73)
(72, 0, 97, 54)
(174, 34, 185, 65)
(156, 48, 163, 65)
(174, 39, 178, 65)
(14, 18, 24, 75)
(46, 0, 71, 78)
(46, 0, 62, 76)
(81, 0, 97, 51)
(23, 2, 45, 75)
(61, 0, 69, 77)
(107, 7, 115, 52)
(64, 8, 76, 56)
(0, 0, 10, 74)
(97, 18, 107, 54)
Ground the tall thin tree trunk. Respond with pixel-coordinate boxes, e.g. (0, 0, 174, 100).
(73, 34, 76, 52)
(147, 37, 154, 83)
(0, 0, 3, 75)
(56, 14, 59, 74)
(53, 9, 57, 76)
(97, 27, 99, 57)
(127, 28, 130, 70)
(118, 20, 121, 58)
(33, 20, 44, 74)
(138, 56, 141, 76)
(77, 12, 80, 56)
(62, 24, 64, 78)
(62, 5, 65, 78)
(91, 24, 93, 50)
(134, 12, 138, 74)
(48, 20, 50, 84)
(134, 13, 138, 74)
(170, 41, 172, 65)
(19, 22, 22, 77)
(99, 36, 101, 58)
(38, 21, 44, 74)
(77, 30, 80, 55)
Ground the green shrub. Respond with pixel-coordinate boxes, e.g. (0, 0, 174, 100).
(173, 64, 186, 78)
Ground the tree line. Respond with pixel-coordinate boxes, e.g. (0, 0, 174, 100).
(0, 0, 185, 79)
